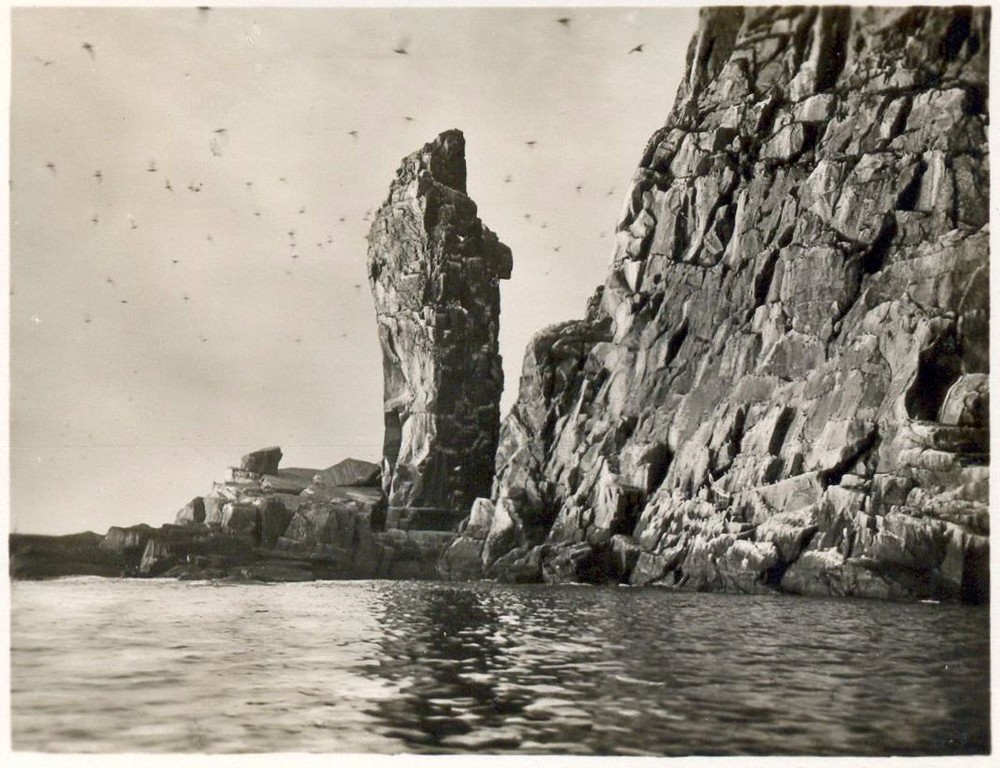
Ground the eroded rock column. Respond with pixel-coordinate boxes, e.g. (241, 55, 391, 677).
(367, 130, 512, 530)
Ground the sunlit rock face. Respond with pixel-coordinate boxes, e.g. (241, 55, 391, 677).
(441, 7, 990, 602)
(368, 129, 513, 530)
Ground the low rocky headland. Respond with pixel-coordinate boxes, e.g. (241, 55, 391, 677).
(11, 6, 989, 603)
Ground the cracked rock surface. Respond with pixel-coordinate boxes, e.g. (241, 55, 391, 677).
(440, 6, 989, 602)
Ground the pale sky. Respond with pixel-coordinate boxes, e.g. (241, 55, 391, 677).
(9, 5, 698, 535)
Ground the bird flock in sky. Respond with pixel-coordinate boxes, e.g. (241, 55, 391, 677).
(26, 11, 649, 332)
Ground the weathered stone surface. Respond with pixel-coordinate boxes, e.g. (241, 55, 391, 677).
(445, 7, 989, 603)
(312, 458, 381, 488)
(368, 129, 512, 527)
(174, 496, 206, 525)
(260, 468, 316, 495)
(239, 446, 283, 476)
(101, 524, 154, 555)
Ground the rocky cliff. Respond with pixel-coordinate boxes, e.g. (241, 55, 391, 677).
(440, 6, 990, 603)
(368, 130, 513, 530)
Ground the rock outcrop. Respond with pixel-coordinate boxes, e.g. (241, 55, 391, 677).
(440, 6, 990, 603)
(368, 130, 513, 531)
(11, 448, 451, 581)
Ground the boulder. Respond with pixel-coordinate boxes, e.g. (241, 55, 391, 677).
(312, 458, 381, 488)
(174, 497, 206, 525)
(239, 446, 283, 476)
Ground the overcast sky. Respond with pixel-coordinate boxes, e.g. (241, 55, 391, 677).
(9, 5, 698, 535)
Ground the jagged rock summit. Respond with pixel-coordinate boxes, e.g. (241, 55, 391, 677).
(368, 129, 513, 531)
(440, 6, 989, 602)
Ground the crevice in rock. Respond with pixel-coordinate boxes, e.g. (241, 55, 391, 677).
(860, 214, 897, 276)
(905, 331, 963, 421)
(819, 430, 879, 489)
(939, 8, 973, 62)
(896, 158, 926, 211)
(665, 318, 690, 366)
(752, 250, 779, 309)
(814, 8, 851, 92)
(768, 407, 797, 456)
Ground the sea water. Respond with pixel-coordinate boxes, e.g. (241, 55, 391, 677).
(10, 577, 990, 754)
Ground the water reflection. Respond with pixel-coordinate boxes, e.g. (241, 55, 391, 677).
(11, 579, 989, 754)
(364, 583, 990, 755)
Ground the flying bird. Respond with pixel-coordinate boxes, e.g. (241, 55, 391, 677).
(298, 206, 306, 214)
(575, 183, 584, 193)
(81, 42, 95, 60)
(45, 162, 56, 174)
(245, 181, 253, 189)
(554, 246, 561, 252)
(91, 214, 99, 226)
(347, 130, 358, 140)
(628, 44, 645, 54)
(34, 56, 53, 66)
(146, 160, 157, 173)
(503, 175, 513, 184)
(392, 36, 410, 55)
(128, 215, 138, 230)
(403, 116, 414, 122)
(93, 170, 102, 183)
(213, 128, 227, 134)
(279, 176, 287, 183)
(607, 185, 616, 196)
(172, 259, 179, 265)
(525, 140, 537, 147)
(556, 17, 571, 27)
(83, 314, 91, 324)
(183, 294, 190, 302)
(105, 277, 115, 286)
(254, 211, 261, 218)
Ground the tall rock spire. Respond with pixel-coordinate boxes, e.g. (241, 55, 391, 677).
(367, 130, 512, 530)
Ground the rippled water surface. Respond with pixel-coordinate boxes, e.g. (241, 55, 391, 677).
(11, 578, 989, 754)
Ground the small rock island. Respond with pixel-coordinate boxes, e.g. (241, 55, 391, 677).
(11, 6, 989, 603)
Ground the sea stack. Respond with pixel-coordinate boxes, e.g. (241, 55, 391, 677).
(368, 130, 512, 530)
(441, 6, 990, 602)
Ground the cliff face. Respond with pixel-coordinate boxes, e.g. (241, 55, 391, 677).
(440, 6, 990, 602)
(368, 130, 513, 530)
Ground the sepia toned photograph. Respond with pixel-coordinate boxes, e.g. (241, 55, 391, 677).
(6, 3, 991, 758)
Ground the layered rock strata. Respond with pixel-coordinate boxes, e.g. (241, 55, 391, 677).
(440, 6, 990, 602)
(368, 130, 513, 530)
